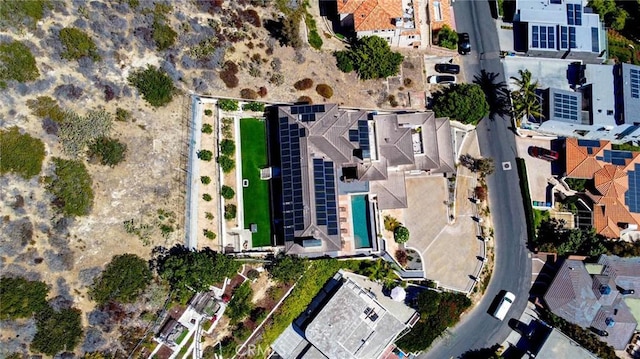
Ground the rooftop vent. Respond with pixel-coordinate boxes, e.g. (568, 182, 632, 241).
(599, 285, 611, 295)
(605, 317, 615, 327)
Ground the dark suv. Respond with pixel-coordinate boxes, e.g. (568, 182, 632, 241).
(458, 33, 471, 55)
(435, 63, 460, 74)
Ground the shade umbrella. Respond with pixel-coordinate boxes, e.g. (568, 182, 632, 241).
(390, 286, 406, 302)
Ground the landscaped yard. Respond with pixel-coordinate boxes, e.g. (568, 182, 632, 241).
(240, 118, 271, 247)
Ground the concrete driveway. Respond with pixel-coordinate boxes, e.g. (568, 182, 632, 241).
(404, 131, 484, 292)
(515, 136, 555, 206)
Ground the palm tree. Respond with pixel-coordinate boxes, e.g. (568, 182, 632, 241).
(364, 259, 396, 289)
(510, 69, 544, 125)
(473, 70, 511, 120)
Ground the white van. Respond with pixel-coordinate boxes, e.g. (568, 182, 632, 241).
(493, 291, 516, 320)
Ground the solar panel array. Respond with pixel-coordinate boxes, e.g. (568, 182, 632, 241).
(577, 139, 601, 148)
(532, 25, 555, 49)
(631, 68, 640, 99)
(312, 159, 339, 235)
(553, 92, 579, 122)
(596, 150, 633, 166)
(279, 117, 305, 241)
(625, 163, 640, 213)
(348, 120, 371, 158)
(567, 3, 582, 26)
(290, 104, 327, 122)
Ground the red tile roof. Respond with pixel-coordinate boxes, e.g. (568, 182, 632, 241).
(565, 138, 640, 237)
(337, 0, 402, 32)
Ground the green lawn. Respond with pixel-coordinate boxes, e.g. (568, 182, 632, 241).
(240, 118, 272, 247)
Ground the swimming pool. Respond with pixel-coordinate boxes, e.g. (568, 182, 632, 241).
(351, 194, 372, 249)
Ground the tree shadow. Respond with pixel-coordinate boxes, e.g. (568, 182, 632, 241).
(473, 70, 512, 121)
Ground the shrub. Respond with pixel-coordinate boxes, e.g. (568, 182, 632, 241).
(46, 158, 94, 217)
(258, 86, 268, 97)
(308, 29, 323, 50)
(267, 254, 306, 285)
(220, 61, 239, 88)
(27, 96, 65, 123)
(58, 109, 112, 157)
(334, 50, 354, 73)
(204, 109, 213, 116)
(115, 108, 132, 122)
(474, 185, 487, 201)
(297, 96, 312, 104)
(384, 215, 400, 231)
(403, 78, 413, 87)
(205, 212, 214, 220)
(224, 204, 237, 220)
(0, 0, 51, 29)
(315, 84, 333, 99)
(436, 25, 458, 50)
(221, 185, 235, 199)
(240, 88, 259, 100)
(218, 99, 239, 111)
(294, 78, 313, 90)
(203, 193, 212, 201)
(59, 27, 100, 61)
(203, 229, 216, 239)
(198, 149, 213, 161)
(218, 155, 235, 173)
(152, 18, 177, 51)
(240, 9, 261, 27)
(220, 139, 235, 156)
(202, 123, 213, 134)
(0, 41, 39, 88)
(395, 250, 408, 267)
(128, 65, 176, 107)
(242, 102, 265, 112)
(89, 254, 152, 305)
(394, 226, 410, 243)
(0, 127, 45, 178)
(201, 176, 211, 184)
(247, 269, 260, 280)
(0, 277, 48, 320)
(88, 137, 127, 167)
(31, 306, 83, 356)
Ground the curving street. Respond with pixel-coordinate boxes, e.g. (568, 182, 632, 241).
(421, 0, 532, 357)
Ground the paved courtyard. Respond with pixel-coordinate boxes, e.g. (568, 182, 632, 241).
(404, 131, 484, 292)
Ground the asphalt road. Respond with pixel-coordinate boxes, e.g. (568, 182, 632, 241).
(421, 1, 532, 357)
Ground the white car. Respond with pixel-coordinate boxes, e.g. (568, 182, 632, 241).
(492, 291, 515, 320)
(428, 75, 457, 84)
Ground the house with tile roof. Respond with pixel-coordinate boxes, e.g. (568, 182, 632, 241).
(271, 104, 454, 256)
(543, 255, 640, 350)
(336, 0, 422, 48)
(531, 63, 640, 142)
(563, 137, 640, 238)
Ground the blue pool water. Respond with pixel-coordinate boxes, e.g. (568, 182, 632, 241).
(351, 195, 372, 249)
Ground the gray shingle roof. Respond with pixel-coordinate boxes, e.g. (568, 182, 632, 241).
(375, 114, 415, 167)
(370, 170, 408, 209)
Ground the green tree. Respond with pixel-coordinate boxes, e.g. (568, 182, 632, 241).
(336, 36, 404, 80)
(267, 254, 306, 285)
(202, 123, 213, 134)
(201, 176, 211, 184)
(128, 65, 176, 107)
(198, 149, 213, 161)
(0, 41, 39, 88)
(588, 0, 628, 30)
(0, 127, 45, 178)
(153, 246, 240, 302)
(308, 29, 323, 49)
(432, 83, 490, 125)
(0, 277, 48, 320)
(89, 254, 152, 305)
(221, 185, 235, 199)
(59, 27, 101, 61)
(383, 215, 400, 231)
(46, 158, 94, 216)
(394, 225, 410, 243)
(88, 137, 127, 167)
(437, 25, 458, 49)
(220, 139, 236, 156)
(510, 69, 543, 123)
(224, 204, 237, 220)
(334, 50, 354, 73)
(31, 306, 83, 356)
(226, 281, 253, 324)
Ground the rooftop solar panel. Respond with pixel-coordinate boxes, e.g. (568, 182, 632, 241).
(577, 139, 601, 148)
(625, 164, 640, 213)
(612, 158, 627, 166)
(630, 68, 640, 99)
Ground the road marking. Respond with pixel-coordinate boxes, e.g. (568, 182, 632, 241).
(502, 161, 512, 171)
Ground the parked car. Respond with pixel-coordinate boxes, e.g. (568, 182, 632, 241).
(530, 146, 559, 161)
(492, 291, 515, 320)
(458, 33, 471, 55)
(435, 63, 460, 74)
(428, 75, 456, 84)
